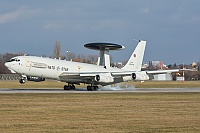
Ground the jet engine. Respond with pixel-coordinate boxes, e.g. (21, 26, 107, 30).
(27, 76, 45, 82)
(132, 71, 149, 80)
(123, 71, 149, 81)
(95, 73, 114, 83)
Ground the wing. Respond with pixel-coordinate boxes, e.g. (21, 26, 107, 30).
(59, 72, 96, 84)
(146, 68, 195, 74)
(146, 69, 179, 74)
(59, 72, 117, 84)
(59, 71, 135, 79)
(58, 69, 194, 85)
(59, 71, 145, 85)
(58, 71, 135, 85)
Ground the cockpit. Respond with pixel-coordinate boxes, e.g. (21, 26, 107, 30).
(7, 58, 20, 62)
(5, 57, 22, 74)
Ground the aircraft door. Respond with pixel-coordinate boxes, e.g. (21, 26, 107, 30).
(25, 57, 32, 71)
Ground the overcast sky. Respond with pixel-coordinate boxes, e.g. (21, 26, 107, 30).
(0, 0, 200, 64)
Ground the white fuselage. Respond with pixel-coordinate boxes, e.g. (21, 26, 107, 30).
(5, 56, 125, 81)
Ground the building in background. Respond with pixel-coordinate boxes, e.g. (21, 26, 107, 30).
(149, 61, 164, 68)
(152, 73, 172, 81)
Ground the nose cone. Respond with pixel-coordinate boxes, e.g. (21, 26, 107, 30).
(4, 62, 10, 68)
(4, 62, 16, 73)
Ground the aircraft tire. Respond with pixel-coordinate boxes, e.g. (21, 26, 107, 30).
(87, 86, 91, 91)
(64, 85, 70, 90)
(64, 85, 76, 90)
(87, 86, 98, 91)
(71, 85, 75, 90)
(19, 78, 25, 84)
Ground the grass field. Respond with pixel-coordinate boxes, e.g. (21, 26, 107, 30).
(0, 80, 200, 89)
(0, 93, 199, 132)
(0, 81, 200, 132)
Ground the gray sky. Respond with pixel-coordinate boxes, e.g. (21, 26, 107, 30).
(0, 0, 200, 64)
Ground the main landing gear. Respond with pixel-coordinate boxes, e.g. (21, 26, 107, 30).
(87, 85, 98, 91)
(64, 84, 75, 90)
(63, 83, 99, 91)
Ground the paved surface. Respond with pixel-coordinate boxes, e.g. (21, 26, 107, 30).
(0, 88, 200, 93)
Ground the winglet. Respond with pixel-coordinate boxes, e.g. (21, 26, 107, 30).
(122, 40, 146, 71)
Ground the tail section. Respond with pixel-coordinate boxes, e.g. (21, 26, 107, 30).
(122, 40, 146, 71)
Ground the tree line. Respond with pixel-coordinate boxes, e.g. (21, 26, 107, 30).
(53, 40, 99, 64)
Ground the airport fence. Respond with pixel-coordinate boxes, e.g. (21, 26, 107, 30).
(0, 74, 20, 81)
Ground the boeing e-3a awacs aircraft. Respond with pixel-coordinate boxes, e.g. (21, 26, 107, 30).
(5, 40, 179, 91)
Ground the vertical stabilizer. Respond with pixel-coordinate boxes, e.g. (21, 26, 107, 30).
(122, 40, 146, 71)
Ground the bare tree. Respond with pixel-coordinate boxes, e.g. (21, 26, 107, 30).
(87, 54, 98, 64)
(53, 40, 62, 59)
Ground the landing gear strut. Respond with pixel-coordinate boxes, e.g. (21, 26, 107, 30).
(64, 84, 75, 90)
(87, 85, 98, 91)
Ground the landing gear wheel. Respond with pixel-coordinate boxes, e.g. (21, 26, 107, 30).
(87, 86, 91, 91)
(64, 85, 70, 90)
(19, 78, 26, 84)
(64, 84, 75, 90)
(87, 86, 98, 91)
(71, 85, 75, 90)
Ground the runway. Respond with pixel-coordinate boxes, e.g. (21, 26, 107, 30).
(0, 88, 200, 93)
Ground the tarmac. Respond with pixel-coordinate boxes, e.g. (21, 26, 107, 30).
(0, 88, 200, 93)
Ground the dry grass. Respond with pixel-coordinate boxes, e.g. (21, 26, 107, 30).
(0, 93, 199, 132)
(132, 81, 200, 88)
(1, 80, 200, 89)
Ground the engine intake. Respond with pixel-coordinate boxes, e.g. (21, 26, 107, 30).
(132, 73, 136, 80)
(123, 72, 149, 82)
(132, 72, 149, 80)
(95, 75, 100, 82)
(95, 73, 114, 83)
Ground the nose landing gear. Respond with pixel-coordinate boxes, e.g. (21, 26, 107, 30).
(19, 76, 26, 84)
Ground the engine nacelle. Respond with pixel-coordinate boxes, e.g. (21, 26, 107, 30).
(122, 76, 133, 82)
(123, 71, 149, 81)
(27, 76, 45, 82)
(133, 71, 149, 80)
(95, 73, 114, 83)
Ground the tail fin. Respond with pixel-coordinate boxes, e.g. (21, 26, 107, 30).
(122, 40, 146, 71)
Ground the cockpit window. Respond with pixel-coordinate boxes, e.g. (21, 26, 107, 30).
(7, 58, 20, 62)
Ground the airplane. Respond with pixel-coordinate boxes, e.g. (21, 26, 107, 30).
(4, 40, 179, 91)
